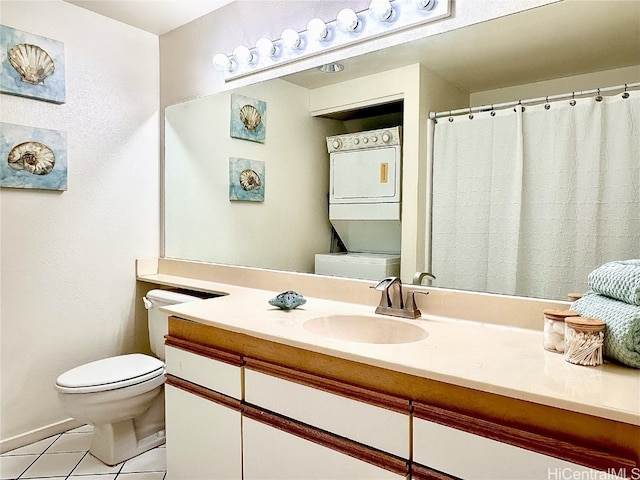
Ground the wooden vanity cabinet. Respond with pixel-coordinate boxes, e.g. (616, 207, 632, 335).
(164, 341, 243, 480)
(165, 317, 639, 480)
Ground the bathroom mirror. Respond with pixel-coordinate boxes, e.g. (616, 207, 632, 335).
(164, 1, 640, 300)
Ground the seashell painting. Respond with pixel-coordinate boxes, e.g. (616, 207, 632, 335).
(239, 104, 261, 131)
(8, 141, 56, 175)
(230, 94, 266, 143)
(8, 43, 55, 85)
(229, 157, 264, 202)
(1, 122, 68, 191)
(0, 25, 65, 103)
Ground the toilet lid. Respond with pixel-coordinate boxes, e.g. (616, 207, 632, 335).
(56, 354, 164, 393)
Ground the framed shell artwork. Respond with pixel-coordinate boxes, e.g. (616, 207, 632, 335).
(0, 122, 68, 191)
(229, 157, 264, 202)
(0, 25, 66, 104)
(230, 94, 266, 143)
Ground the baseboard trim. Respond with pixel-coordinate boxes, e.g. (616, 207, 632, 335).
(0, 418, 84, 454)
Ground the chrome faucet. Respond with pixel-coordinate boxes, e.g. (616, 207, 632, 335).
(371, 276, 428, 319)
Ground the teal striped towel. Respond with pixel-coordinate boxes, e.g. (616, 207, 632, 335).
(588, 259, 640, 306)
(571, 292, 640, 369)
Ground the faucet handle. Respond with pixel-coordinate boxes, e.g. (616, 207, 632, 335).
(372, 276, 400, 291)
(404, 290, 429, 319)
(412, 271, 436, 285)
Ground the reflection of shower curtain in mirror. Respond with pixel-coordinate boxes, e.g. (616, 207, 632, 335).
(431, 90, 639, 300)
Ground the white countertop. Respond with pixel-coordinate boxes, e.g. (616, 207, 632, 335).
(159, 280, 640, 427)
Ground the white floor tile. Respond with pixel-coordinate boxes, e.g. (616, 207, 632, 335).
(70, 453, 122, 476)
(69, 475, 117, 480)
(117, 472, 165, 480)
(0, 436, 58, 456)
(120, 448, 166, 473)
(47, 432, 92, 453)
(20, 451, 85, 479)
(0, 454, 38, 479)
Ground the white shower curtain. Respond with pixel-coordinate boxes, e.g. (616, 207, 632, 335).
(431, 90, 639, 299)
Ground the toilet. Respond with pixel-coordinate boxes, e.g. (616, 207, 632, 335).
(55, 289, 204, 466)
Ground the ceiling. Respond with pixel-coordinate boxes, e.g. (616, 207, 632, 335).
(64, 0, 235, 35)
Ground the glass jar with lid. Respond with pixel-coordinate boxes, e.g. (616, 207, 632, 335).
(543, 309, 580, 353)
(564, 317, 606, 366)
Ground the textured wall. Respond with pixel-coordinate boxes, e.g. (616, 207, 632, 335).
(0, 0, 159, 443)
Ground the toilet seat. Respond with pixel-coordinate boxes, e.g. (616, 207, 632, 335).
(55, 354, 164, 394)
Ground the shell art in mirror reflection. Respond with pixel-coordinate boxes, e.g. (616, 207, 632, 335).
(239, 168, 261, 191)
(8, 43, 55, 85)
(8, 141, 55, 175)
(230, 94, 266, 143)
(239, 104, 261, 131)
(229, 157, 264, 202)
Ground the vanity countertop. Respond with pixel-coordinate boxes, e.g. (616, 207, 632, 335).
(156, 278, 640, 427)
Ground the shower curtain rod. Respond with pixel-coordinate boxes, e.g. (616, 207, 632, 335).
(429, 82, 640, 120)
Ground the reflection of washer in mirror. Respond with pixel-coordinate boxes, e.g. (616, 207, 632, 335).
(315, 126, 402, 281)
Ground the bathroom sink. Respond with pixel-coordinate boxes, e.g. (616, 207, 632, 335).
(303, 314, 428, 344)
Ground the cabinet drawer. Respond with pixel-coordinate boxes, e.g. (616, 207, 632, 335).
(244, 360, 410, 458)
(165, 345, 242, 399)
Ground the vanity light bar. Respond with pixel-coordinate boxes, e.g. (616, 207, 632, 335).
(212, 0, 451, 81)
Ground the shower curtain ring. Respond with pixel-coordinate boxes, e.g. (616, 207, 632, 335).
(448, 110, 453, 122)
(490, 104, 496, 116)
(623, 84, 630, 99)
(570, 92, 576, 106)
(544, 96, 550, 110)
(468, 107, 474, 119)
(595, 88, 603, 102)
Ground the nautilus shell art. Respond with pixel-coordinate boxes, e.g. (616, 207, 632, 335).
(268, 291, 307, 310)
(239, 104, 262, 131)
(7, 141, 56, 175)
(8, 43, 55, 85)
(239, 168, 261, 191)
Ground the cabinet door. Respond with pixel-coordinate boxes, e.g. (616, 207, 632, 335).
(245, 360, 410, 458)
(165, 384, 242, 480)
(243, 413, 407, 480)
(413, 417, 626, 480)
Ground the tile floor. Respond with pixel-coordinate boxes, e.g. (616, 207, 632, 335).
(0, 426, 166, 480)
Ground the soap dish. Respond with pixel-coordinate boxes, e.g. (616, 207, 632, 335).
(268, 291, 306, 310)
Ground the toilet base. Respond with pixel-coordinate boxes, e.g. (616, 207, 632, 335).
(88, 388, 166, 466)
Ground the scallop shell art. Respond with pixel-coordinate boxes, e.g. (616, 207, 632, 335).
(239, 168, 261, 191)
(239, 104, 261, 131)
(8, 141, 56, 175)
(8, 43, 56, 85)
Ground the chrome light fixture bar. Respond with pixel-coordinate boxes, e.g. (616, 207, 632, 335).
(213, 0, 450, 81)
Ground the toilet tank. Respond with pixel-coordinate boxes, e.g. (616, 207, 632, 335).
(143, 289, 209, 360)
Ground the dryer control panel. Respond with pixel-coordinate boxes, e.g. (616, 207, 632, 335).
(326, 126, 401, 153)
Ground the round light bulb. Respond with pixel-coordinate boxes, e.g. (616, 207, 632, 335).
(232, 45, 254, 65)
(212, 53, 234, 72)
(281, 28, 302, 50)
(336, 8, 360, 32)
(307, 18, 329, 41)
(416, 0, 436, 10)
(369, 0, 393, 21)
(255, 37, 277, 58)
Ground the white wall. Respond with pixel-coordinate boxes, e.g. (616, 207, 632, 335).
(0, 0, 159, 446)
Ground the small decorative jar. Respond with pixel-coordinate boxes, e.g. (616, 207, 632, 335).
(564, 317, 606, 366)
(543, 309, 580, 353)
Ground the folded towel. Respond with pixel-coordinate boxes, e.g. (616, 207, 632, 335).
(571, 292, 640, 368)
(588, 259, 640, 306)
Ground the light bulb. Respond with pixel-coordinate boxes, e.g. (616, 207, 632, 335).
(232, 45, 255, 65)
(307, 18, 329, 41)
(212, 53, 234, 72)
(369, 0, 394, 21)
(255, 37, 278, 58)
(336, 8, 359, 32)
(281, 28, 302, 51)
(416, 0, 436, 10)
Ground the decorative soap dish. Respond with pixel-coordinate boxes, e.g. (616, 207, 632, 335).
(268, 291, 306, 310)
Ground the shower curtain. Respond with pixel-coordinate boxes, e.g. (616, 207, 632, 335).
(431, 90, 639, 300)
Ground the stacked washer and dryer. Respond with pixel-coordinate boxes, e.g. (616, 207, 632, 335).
(315, 126, 402, 281)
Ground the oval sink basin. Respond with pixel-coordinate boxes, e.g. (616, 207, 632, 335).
(303, 314, 428, 344)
